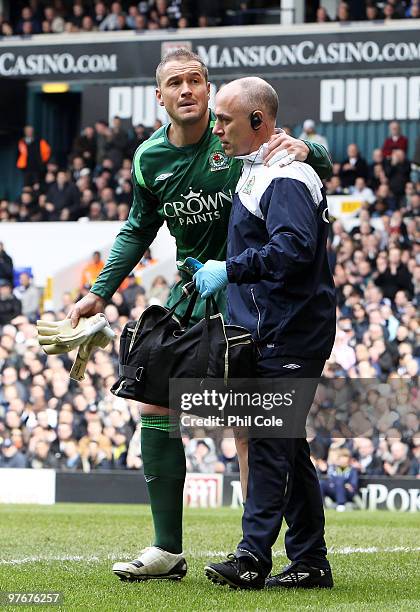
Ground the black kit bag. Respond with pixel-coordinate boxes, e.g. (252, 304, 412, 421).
(111, 282, 256, 407)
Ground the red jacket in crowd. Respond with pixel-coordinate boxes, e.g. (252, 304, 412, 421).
(382, 135, 408, 159)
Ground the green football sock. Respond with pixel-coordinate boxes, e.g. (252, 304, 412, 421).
(141, 416, 186, 554)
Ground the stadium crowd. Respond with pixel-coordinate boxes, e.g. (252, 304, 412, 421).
(0, 115, 419, 509)
(1, 0, 419, 37)
(2, 118, 420, 225)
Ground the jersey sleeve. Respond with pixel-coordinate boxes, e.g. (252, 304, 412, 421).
(302, 140, 332, 180)
(92, 164, 163, 301)
(226, 178, 318, 285)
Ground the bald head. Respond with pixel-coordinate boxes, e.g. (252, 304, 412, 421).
(220, 77, 278, 120)
(213, 77, 278, 156)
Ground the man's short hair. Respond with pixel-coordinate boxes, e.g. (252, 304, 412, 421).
(156, 48, 208, 86)
(234, 77, 278, 120)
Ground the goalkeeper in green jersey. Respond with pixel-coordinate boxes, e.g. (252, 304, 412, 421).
(67, 48, 332, 582)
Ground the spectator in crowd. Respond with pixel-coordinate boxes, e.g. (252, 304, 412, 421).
(383, 441, 412, 476)
(79, 420, 112, 463)
(0, 281, 21, 325)
(80, 251, 105, 288)
(148, 275, 170, 305)
(368, 148, 385, 188)
(366, 3, 380, 19)
(350, 177, 375, 205)
(43, 5, 65, 33)
(15, 6, 41, 34)
(372, 183, 397, 215)
(99, 1, 124, 30)
(0, 438, 27, 468)
(82, 441, 112, 471)
(0, 242, 14, 286)
(409, 433, 420, 478)
(298, 119, 329, 151)
(339, 143, 368, 188)
(16, 126, 51, 187)
(215, 437, 240, 473)
(177, 16, 189, 27)
(383, 3, 398, 20)
(352, 438, 384, 476)
(186, 439, 218, 473)
(384, 149, 411, 202)
(138, 247, 157, 268)
(106, 116, 129, 169)
(320, 448, 359, 511)
(4, 1, 420, 35)
(152, 118, 163, 132)
(88, 201, 104, 221)
(316, 6, 331, 21)
(126, 5, 140, 28)
(13, 273, 39, 322)
(336, 1, 350, 22)
(133, 13, 148, 29)
(111, 430, 128, 468)
(382, 121, 408, 158)
(81, 14, 95, 32)
(93, 1, 108, 27)
(375, 247, 414, 300)
(94, 120, 111, 165)
(72, 126, 97, 170)
(122, 273, 146, 310)
(127, 124, 150, 158)
(59, 440, 83, 471)
(28, 440, 59, 469)
(50, 421, 76, 460)
(45, 170, 80, 221)
(69, 3, 85, 29)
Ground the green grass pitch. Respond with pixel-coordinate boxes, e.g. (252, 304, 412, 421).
(0, 504, 419, 611)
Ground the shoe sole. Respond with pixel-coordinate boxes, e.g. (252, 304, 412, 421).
(265, 578, 333, 589)
(113, 570, 186, 582)
(266, 583, 333, 589)
(204, 566, 262, 590)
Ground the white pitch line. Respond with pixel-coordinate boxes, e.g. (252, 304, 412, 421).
(195, 547, 420, 557)
(1, 547, 419, 565)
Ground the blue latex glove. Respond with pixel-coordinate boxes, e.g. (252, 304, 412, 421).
(193, 260, 228, 298)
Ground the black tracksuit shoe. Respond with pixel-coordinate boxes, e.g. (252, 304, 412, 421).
(265, 561, 334, 589)
(205, 554, 265, 590)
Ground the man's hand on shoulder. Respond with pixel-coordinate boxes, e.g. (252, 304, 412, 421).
(67, 291, 106, 329)
(264, 131, 310, 167)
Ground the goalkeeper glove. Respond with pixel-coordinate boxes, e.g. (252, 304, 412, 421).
(37, 314, 110, 354)
(69, 326, 115, 381)
(37, 314, 115, 381)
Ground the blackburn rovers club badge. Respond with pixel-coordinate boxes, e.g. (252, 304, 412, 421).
(209, 150, 230, 171)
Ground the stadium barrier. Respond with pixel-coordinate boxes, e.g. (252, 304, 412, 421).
(3, 221, 176, 308)
(0, 470, 419, 511)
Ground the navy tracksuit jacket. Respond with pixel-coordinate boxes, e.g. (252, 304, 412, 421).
(226, 157, 336, 358)
(225, 152, 336, 575)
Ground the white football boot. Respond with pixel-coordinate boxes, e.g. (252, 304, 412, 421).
(112, 546, 187, 581)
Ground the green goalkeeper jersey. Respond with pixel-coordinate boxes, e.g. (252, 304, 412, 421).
(92, 111, 332, 321)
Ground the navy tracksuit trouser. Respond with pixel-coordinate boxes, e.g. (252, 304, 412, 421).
(237, 355, 329, 577)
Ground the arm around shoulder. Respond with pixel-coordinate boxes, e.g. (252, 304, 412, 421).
(303, 141, 333, 180)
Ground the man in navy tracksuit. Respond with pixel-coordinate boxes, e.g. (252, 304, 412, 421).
(194, 77, 336, 589)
